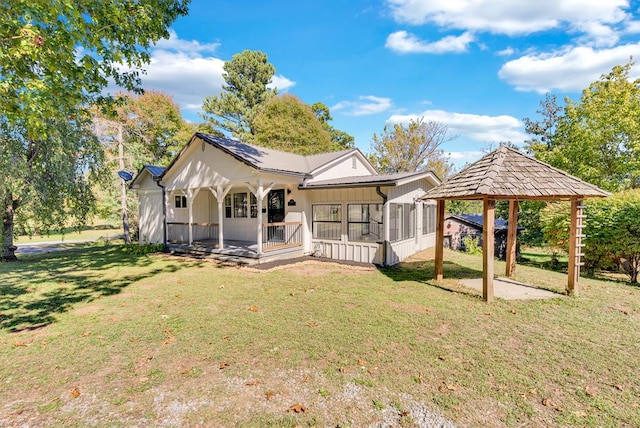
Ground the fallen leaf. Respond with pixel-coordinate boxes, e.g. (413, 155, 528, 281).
(510, 309, 517, 314)
(222, 335, 230, 340)
(265, 390, 275, 400)
(219, 362, 229, 369)
(81, 331, 91, 337)
(338, 367, 347, 373)
(219, 285, 224, 289)
(447, 384, 457, 391)
(614, 383, 624, 391)
(585, 385, 598, 397)
(307, 321, 319, 328)
(13, 341, 26, 347)
(249, 305, 258, 312)
(290, 292, 295, 297)
(179, 367, 193, 375)
(376, 349, 386, 355)
(367, 367, 378, 374)
(177, 280, 184, 285)
(484, 312, 492, 316)
(175, 294, 181, 298)
(358, 358, 366, 366)
(542, 397, 551, 407)
(287, 403, 307, 413)
(245, 380, 260, 386)
(303, 374, 312, 383)
(70, 387, 80, 398)
(438, 355, 446, 361)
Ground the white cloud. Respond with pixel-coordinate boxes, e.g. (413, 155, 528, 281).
(387, 110, 527, 143)
(386, 0, 630, 44)
(332, 95, 393, 116)
(385, 30, 474, 54)
(268, 75, 297, 92)
(498, 42, 640, 93)
(106, 31, 295, 114)
(496, 47, 516, 56)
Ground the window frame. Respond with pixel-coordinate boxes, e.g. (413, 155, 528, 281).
(174, 195, 187, 209)
(312, 204, 342, 240)
(347, 203, 382, 242)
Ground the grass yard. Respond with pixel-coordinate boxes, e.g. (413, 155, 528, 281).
(0, 245, 639, 427)
(13, 224, 121, 244)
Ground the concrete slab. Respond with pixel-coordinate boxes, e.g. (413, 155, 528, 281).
(458, 277, 565, 300)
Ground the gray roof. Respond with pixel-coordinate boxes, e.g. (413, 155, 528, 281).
(426, 146, 610, 200)
(446, 213, 524, 231)
(144, 165, 165, 178)
(300, 170, 437, 189)
(196, 133, 355, 176)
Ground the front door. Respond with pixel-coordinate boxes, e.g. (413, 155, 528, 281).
(267, 189, 285, 223)
(267, 189, 285, 242)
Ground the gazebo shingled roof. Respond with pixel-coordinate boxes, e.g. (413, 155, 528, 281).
(425, 145, 609, 302)
(426, 145, 610, 200)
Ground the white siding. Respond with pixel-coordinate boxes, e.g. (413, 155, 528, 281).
(386, 178, 436, 265)
(307, 187, 384, 264)
(307, 154, 375, 183)
(138, 189, 163, 244)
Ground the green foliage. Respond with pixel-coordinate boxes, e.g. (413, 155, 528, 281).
(495, 200, 546, 247)
(526, 62, 640, 191)
(122, 243, 165, 255)
(0, 0, 189, 139)
(583, 191, 640, 282)
(201, 50, 276, 141)
(253, 94, 333, 154)
(0, 1, 189, 260)
(461, 235, 481, 255)
(312, 102, 355, 150)
(540, 202, 570, 254)
(447, 200, 482, 215)
(538, 191, 640, 282)
(1, 118, 104, 260)
(368, 118, 455, 177)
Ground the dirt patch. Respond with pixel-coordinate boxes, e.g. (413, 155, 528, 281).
(245, 257, 376, 275)
(74, 305, 101, 315)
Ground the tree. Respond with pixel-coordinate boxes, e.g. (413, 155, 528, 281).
(1, 1, 189, 138)
(368, 118, 455, 177)
(0, 1, 189, 260)
(253, 94, 333, 155)
(526, 62, 640, 191)
(201, 50, 276, 142)
(523, 93, 562, 156)
(311, 102, 355, 150)
(1, 118, 103, 260)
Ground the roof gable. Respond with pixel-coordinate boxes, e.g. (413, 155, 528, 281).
(427, 146, 610, 200)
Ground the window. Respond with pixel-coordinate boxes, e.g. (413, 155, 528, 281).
(389, 203, 415, 242)
(224, 195, 232, 218)
(250, 193, 258, 218)
(313, 204, 341, 240)
(174, 195, 187, 209)
(348, 204, 382, 242)
(233, 192, 248, 218)
(422, 203, 436, 235)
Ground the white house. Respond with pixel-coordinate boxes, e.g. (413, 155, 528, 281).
(130, 132, 440, 266)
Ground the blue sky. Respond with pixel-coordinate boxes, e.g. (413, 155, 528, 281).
(120, 0, 640, 167)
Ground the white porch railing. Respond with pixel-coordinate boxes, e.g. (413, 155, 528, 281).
(262, 222, 303, 251)
(167, 222, 219, 246)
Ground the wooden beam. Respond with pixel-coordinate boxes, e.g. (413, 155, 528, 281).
(505, 200, 519, 278)
(483, 198, 495, 303)
(435, 200, 445, 281)
(567, 198, 583, 295)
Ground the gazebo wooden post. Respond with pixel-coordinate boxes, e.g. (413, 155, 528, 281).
(505, 200, 519, 278)
(434, 199, 445, 281)
(483, 197, 495, 303)
(567, 198, 584, 295)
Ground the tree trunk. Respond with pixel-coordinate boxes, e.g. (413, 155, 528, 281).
(2, 193, 18, 262)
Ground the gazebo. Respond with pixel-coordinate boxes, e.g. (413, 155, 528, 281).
(425, 146, 610, 302)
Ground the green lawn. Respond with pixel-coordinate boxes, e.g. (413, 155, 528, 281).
(13, 224, 121, 244)
(0, 246, 638, 427)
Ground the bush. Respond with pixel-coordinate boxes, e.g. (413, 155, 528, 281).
(122, 243, 164, 255)
(461, 235, 482, 255)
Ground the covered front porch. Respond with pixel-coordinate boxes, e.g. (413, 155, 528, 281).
(163, 178, 307, 263)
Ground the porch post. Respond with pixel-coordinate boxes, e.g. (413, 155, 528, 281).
(383, 200, 390, 266)
(483, 197, 495, 303)
(505, 200, 519, 278)
(187, 189, 193, 245)
(212, 184, 232, 250)
(257, 180, 263, 255)
(434, 200, 445, 281)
